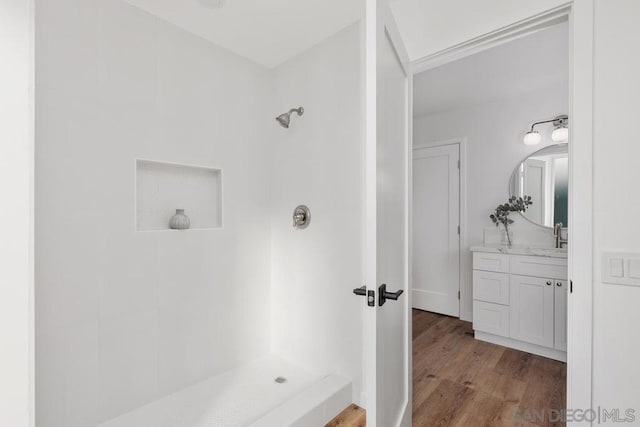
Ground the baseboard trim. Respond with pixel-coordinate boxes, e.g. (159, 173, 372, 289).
(475, 331, 567, 362)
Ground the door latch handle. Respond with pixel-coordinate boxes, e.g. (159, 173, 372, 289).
(378, 284, 404, 306)
(353, 286, 375, 307)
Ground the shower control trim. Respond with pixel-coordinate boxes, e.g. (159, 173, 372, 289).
(292, 205, 311, 229)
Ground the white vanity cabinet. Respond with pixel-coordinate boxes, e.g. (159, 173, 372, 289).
(472, 250, 567, 361)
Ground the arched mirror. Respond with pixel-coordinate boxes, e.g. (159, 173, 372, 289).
(509, 144, 568, 228)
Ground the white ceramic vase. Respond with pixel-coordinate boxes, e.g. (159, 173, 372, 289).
(169, 209, 190, 230)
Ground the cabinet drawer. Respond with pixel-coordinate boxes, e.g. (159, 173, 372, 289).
(473, 252, 509, 273)
(473, 270, 509, 305)
(510, 256, 568, 280)
(473, 300, 509, 337)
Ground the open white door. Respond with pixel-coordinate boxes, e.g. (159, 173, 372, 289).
(362, 0, 412, 426)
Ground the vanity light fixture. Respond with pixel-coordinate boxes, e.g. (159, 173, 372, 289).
(524, 115, 569, 145)
(551, 116, 569, 142)
(523, 130, 542, 146)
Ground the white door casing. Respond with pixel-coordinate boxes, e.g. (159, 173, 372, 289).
(364, 0, 412, 426)
(412, 144, 460, 317)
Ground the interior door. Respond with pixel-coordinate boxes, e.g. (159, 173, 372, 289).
(412, 144, 460, 316)
(363, 1, 412, 426)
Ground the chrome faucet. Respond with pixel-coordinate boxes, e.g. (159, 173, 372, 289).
(554, 223, 568, 249)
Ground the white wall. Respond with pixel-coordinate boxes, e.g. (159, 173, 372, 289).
(414, 84, 568, 320)
(270, 24, 364, 404)
(592, 0, 640, 418)
(390, 0, 568, 61)
(35, 1, 273, 425)
(0, 0, 33, 426)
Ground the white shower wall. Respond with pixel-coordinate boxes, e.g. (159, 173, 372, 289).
(270, 24, 365, 405)
(36, 1, 273, 425)
(36, 1, 364, 426)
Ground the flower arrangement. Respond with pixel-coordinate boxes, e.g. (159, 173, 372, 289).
(490, 196, 533, 247)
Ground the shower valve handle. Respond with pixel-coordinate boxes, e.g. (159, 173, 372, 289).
(293, 212, 305, 225)
(292, 205, 311, 229)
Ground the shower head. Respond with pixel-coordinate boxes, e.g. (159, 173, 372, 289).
(276, 107, 304, 128)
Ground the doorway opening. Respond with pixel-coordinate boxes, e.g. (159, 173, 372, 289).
(412, 140, 464, 318)
(410, 14, 571, 425)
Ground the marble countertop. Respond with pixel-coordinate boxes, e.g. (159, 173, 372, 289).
(470, 244, 568, 259)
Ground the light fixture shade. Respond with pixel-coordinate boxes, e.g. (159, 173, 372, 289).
(552, 126, 569, 142)
(524, 131, 542, 145)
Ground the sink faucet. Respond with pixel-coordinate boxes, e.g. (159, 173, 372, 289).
(554, 223, 568, 249)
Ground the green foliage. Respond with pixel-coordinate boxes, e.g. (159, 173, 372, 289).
(490, 196, 533, 227)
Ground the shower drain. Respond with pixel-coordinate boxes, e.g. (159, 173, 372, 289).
(274, 376, 287, 384)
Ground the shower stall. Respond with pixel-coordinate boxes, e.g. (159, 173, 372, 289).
(35, 1, 365, 426)
(33, 0, 411, 426)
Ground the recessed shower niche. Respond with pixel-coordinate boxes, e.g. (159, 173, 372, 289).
(135, 159, 222, 231)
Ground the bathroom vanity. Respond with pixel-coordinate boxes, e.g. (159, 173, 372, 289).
(471, 245, 567, 362)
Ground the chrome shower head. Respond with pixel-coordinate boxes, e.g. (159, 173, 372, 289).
(276, 113, 291, 128)
(276, 107, 304, 128)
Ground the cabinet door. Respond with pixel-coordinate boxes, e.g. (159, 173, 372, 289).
(510, 274, 555, 348)
(554, 280, 568, 351)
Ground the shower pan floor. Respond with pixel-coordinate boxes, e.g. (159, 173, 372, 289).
(99, 355, 350, 427)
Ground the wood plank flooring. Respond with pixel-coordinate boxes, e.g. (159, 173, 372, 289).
(412, 309, 566, 427)
(325, 403, 366, 427)
(328, 309, 566, 426)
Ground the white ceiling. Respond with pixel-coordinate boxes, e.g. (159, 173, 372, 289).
(120, 0, 568, 80)
(121, 0, 363, 68)
(389, 0, 567, 61)
(413, 22, 569, 117)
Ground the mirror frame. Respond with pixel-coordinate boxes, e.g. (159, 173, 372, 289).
(508, 143, 568, 230)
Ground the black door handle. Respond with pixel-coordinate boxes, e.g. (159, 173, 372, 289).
(379, 284, 404, 306)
